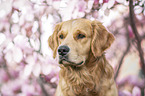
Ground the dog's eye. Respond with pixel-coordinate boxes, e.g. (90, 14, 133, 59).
(77, 34, 86, 39)
(59, 34, 64, 39)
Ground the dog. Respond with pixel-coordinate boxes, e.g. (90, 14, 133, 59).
(48, 19, 118, 96)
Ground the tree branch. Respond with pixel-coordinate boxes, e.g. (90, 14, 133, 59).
(27, 16, 43, 55)
(35, 17, 42, 54)
(129, 0, 144, 74)
(114, 22, 131, 80)
(115, 45, 131, 80)
(37, 78, 49, 96)
(29, 0, 50, 6)
(129, 1, 145, 95)
(1, 52, 13, 79)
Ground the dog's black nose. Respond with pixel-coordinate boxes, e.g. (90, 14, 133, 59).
(58, 45, 70, 56)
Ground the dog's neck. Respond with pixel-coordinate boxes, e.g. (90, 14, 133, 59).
(85, 52, 105, 68)
(59, 53, 107, 95)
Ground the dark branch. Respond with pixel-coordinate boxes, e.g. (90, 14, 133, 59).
(35, 17, 42, 54)
(129, 1, 145, 95)
(114, 23, 131, 80)
(114, 43, 130, 80)
(37, 78, 49, 96)
(28, 16, 43, 55)
(129, 0, 144, 74)
(1, 52, 13, 79)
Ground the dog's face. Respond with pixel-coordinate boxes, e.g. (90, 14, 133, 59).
(48, 19, 114, 67)
(57, 19, 92, 66)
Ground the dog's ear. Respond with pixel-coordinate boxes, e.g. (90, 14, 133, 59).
(91, 20, 115, 57)
(48, 23, 62, 58)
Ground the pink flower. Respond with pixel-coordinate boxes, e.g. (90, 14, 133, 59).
(78, 1, 86, 12)
(94, 0, 99, 4)
(122, 90, 132, 96)
(10, 70, 19, 78)
(0, 69, 10, 83)
(21, 84, 38, 96)
(128, 25, 134, 38)
(4, 44, 23, 69)
(12, 85, 21, 94)
(132, 86, 141, 96)
(103, 0, 109, 3)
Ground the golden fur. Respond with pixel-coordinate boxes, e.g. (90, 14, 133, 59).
(48, 19, 118, 96)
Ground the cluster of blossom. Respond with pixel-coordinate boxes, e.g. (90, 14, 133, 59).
(0, 0, 145, 96)
(0, 0, 61, 95)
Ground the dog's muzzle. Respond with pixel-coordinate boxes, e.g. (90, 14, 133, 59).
(58, 45, 84, 66)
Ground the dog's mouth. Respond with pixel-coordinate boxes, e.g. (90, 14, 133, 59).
(59, 56, 84, 67)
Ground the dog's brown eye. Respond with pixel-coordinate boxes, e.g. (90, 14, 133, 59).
(77, 34, 86, 39)
(59, 34, 64, 39)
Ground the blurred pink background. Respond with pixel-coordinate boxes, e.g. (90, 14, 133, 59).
(0, 0, 144, 96)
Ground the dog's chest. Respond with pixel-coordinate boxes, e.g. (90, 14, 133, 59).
(64, 82, 101, 96)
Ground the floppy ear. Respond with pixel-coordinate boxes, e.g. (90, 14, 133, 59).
(48, 23, 62, 58)
(91, 20, 115, 57)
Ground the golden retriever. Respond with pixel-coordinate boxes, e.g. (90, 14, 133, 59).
(48, 18, 118, 96)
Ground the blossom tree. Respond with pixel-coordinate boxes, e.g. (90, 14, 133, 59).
(0, 0, 144, 96)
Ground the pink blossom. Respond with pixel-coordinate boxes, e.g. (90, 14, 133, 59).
(32, 62, 41, 77)
(0, 33, 6, 46)
(128, 25, 134, 38)
(94, 0, 99, 4)
(10, 70, 19, 78)
(121, 90, 132, 96)
(21, 84, 38, 96)
(0, 69, 10, 83)
(132, 86, 141, 96)
(107, 0, 115, 8)
(78, 1, 86, 12)
(117, 75, 144, 88)
(4, 45, 23, 68)
(103, 0, 109, 3)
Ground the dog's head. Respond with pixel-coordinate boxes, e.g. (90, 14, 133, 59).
(48, 19, 114, 67)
